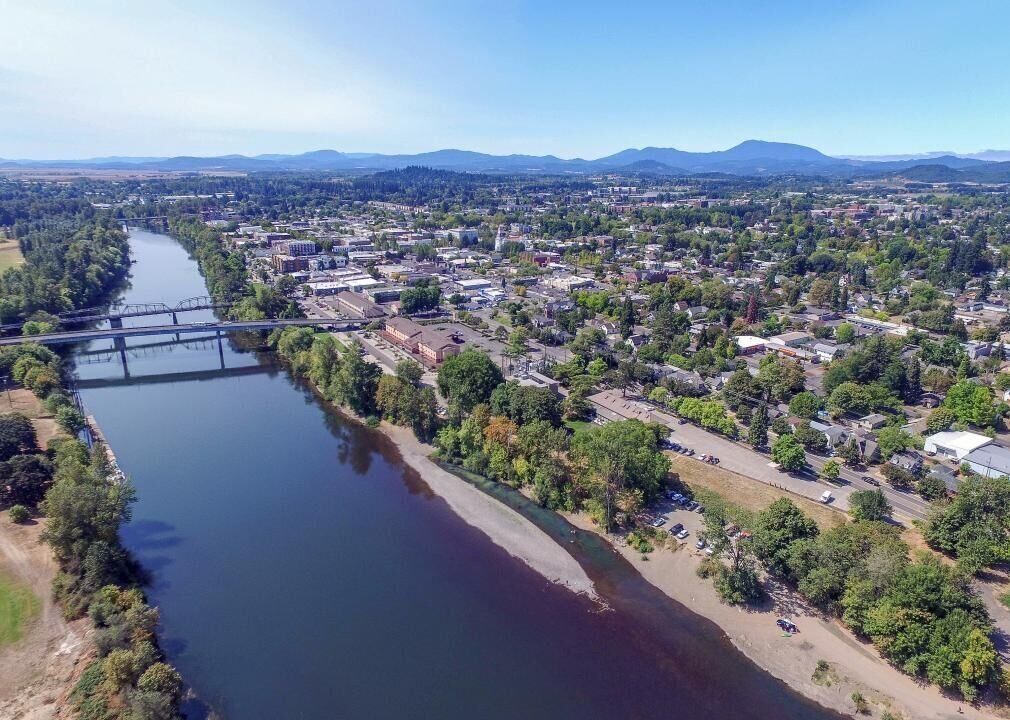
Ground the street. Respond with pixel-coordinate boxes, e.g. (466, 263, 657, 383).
(588, 389, 931, 525)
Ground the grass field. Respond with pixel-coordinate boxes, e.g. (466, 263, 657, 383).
(0, 238, 24, 273)
(0, 571, 40, 648)
(564, 419, 593, 435)
(667, 454, 845, 531)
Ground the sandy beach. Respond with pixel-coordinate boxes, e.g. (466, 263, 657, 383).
(377, 417, 1007, 718)
(381, 423, 597, 599)
(564, 511, 1000, 720)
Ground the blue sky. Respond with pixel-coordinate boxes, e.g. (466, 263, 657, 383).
(2, 0, 1009, 159)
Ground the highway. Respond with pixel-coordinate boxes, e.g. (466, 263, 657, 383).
(0, 318, 361, 346)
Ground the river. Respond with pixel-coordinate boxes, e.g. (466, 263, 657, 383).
(71, 229, 840, 719)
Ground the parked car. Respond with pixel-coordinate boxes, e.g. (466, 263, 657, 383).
(695, 538, 706, 549)
(650, 517, 666, 528)
(678, 418, 688, 425)
(685, 500, 699, 511)
(676, 529, 690, 540)
(695, 504, 705, 514)
(669, 523, 684, 534)
(820, 490, 833, 504)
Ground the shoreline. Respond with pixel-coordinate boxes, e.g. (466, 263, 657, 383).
(372, 415, 999, 720)
(378, 422, 597, 599)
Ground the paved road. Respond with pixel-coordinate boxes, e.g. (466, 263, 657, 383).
(588, 389, 932, 524)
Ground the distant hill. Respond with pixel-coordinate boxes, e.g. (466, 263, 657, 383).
(5, 140, 1010, 179)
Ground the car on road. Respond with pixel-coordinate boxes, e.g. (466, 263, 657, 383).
(820, 490, 833, 504)
(650, 517, 666, 528)
(861, 476, 880, 486)
(676, 529, 690, 540)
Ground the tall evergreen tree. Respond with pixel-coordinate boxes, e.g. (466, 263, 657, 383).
(748, 403, 769, 448)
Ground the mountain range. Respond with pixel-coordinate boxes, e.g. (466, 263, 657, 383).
(4, 140, 1010, 181)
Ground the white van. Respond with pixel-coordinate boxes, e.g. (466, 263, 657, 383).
(819, 490, 833, 504)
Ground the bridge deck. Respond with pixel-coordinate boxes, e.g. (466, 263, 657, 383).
(0, 318, 359, 346)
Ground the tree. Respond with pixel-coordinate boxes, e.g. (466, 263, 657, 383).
(395, 359, 424, 387)
(836, 322, 855, 345)
(926, 407, 957, 435)
(137, 662, 183, 698)
(944, 380, 997, 428)
(876, 426, 913, 460)
(618, 296, 637, 338)
(1, 454, 53, 507)
(8, 504, 29, 523)
(772, 434, 806, 471)
(788, 391, 821, 419)
(752, 498, 818, 578)
(0, 412, 37, 461)
(794, 422, 827, 452)
(744, 293, 759, 324)
(55, 405, 86, 435)
(571, 420, 669, 530)
(748, 403, 769, 448)
(838, 436, 863, 466)
(924, 474, 1010, 573)
(331, 341, 381, 416)
(849, 489, 891, 521)
(821, 459, 840, 483)
(437, 349, 504, 419)
(905, 357, 922, 403)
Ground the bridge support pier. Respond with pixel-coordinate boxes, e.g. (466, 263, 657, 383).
(217, 331, 225, 370)
(114, 336, 129, 377)
(171, 312, 178, 325)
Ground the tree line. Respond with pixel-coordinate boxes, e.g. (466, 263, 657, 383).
(1, 342, 185, 720)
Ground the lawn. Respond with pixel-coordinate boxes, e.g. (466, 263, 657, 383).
(667, 454, 845, 531)
(0, 571, 40, 648)
(0, 239, 24, 273)
(564, 419, 594, 435)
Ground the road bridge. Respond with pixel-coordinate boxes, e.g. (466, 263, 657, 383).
(0, 318, 360, 347)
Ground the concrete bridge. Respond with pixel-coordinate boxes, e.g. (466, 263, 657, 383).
(0, 318, 360, 347)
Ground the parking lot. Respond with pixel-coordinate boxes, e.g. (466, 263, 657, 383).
(642, 491, 707, 550)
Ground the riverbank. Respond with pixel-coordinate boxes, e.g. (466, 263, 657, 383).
(375, 423, 597, 598)
(563, 511, 998, 720)
(0, 519, 92, 720)
(374, 410, 999, 719)
(0, 390, 90, 720)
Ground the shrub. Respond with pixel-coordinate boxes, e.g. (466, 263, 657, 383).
(55, 405, 86, 435)
(137, 662, 183, 698)
(627, 531, 654, 554)
(851, 691, 869, 714)
(8, 504, 29, 523)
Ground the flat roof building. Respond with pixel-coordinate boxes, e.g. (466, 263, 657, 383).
(924, 431, 992, 461)
(965, 445, 1010, 479)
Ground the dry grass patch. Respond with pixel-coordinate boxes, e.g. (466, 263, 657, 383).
(668, 454, 845, 530)
(0, 239, 23, 273)
(3, 388, 68, 448)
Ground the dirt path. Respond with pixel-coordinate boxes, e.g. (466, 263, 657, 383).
(0, 519, 89, 720)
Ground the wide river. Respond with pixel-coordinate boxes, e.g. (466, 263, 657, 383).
(72, 229, 839, 719)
